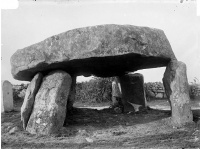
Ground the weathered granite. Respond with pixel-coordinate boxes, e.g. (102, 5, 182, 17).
(163, 61, 193, 125)
(119, 73, 147, 112)
(1, 80, 13, 112)
(26, 70, 72, 135)
(11, 24, 176, 81)
(111, 77, 122, 107)
(67, 75, 76, 112)
(21, 73, 43, 129)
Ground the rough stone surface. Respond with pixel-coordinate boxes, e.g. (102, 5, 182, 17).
(119, 73, 147, 112)
(67, 75, 76, 112)
(145, 82, 166, 99)
(155, 93, 163, 98)
(163, 61, 193, 125)
(64, 75, 76, 125)
(111, 77, 122, 107)
(21, 73, 43, 129)
(26, 70, 72, 135)
(112, 77, 122, 98)
(1, 80, 13, 112)
(11, 24, 176, 81)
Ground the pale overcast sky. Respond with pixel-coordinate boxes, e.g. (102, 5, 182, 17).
(1, 0, 200, 84)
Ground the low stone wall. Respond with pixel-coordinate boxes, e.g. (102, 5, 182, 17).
(12, 82, 200, 102)
(145, 82, 200, 101)
(144, 82, 167, 100)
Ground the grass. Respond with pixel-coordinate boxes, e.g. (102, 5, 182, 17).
(1, 98, 200, 148)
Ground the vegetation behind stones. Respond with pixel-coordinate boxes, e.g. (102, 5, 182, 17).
(75, 77, 114, 104)
(12, 77, 200, 103)
(189, 77, 200, 100)
(13, 83, 28, 102)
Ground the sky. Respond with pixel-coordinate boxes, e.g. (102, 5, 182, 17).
(1, 0, 200, 84)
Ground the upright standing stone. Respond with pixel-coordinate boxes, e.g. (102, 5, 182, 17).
(67, 75, 76, 112)
(111, 77, 122, 107)
(26, 70, 72, 135)
(21, 73, 43, 129)
(64, 75, 76, 125)
(163, 61, 193, 125)
(119, 73, 147, 112)
(1, 80, 13, 112)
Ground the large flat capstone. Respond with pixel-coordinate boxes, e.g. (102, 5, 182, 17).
(11, 24, 176, 81)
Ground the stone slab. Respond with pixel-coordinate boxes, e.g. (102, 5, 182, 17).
(11, 24, 176, 81)
(163, 61, 193, 125)
(1, 80, 13, 112)
(119, 73, 147, 112)
(21, 73, 43, 129)
(26, 70, 72, 135)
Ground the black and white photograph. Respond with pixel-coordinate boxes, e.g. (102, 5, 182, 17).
(1, 0, 200, 148)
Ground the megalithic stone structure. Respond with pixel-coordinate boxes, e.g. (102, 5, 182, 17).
(119, 73, 147, 112)
(10, 24, 193, 135)
(21, 73, 43, 129)
(64, 75, 76, 125)
(1, 80, 13, 113)
(26, 71, 72, 135)
(67, 75, 76, 112)
(163, 61, 193, 125)
(10, 24, 176, 81)
(111, 77, 122, 107)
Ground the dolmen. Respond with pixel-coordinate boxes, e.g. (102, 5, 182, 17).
(10, 24, 193, 135)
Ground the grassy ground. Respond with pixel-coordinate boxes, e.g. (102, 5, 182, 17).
(1, 99, 200, 148)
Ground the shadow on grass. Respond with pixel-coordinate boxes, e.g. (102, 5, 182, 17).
(64, 107, 171, 129)
(1, 106, 171, 134)
(1, 106, 199, 138)
(1, 107, 200, 148)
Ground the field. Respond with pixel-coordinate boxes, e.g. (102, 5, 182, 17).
(1, 99, 200, 148)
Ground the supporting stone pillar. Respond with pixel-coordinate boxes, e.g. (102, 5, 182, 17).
(26, 70, 72, 135)
(21, 73, 43, 129)
(163, 61, 193, 125)
(63, 76, 76, 125)
(67, 75, 76, 113)
(111, 77, 122, 107)
(1, 80, 13, 113)
(119, 73, 147, 112)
